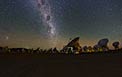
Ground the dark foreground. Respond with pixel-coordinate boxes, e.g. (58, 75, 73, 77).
(0, 54, 122, 77)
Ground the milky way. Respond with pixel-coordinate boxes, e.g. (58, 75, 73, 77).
(36, 0, 57, 46)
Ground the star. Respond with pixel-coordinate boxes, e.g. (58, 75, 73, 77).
(5, 36, 9, 40)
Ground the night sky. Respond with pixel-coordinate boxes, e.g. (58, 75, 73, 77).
(0, 0, 122, 49)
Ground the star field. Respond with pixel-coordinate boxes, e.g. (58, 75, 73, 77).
(0, 0, 122, 49)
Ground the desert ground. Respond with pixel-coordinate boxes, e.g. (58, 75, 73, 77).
(0, 53, 122, 77)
